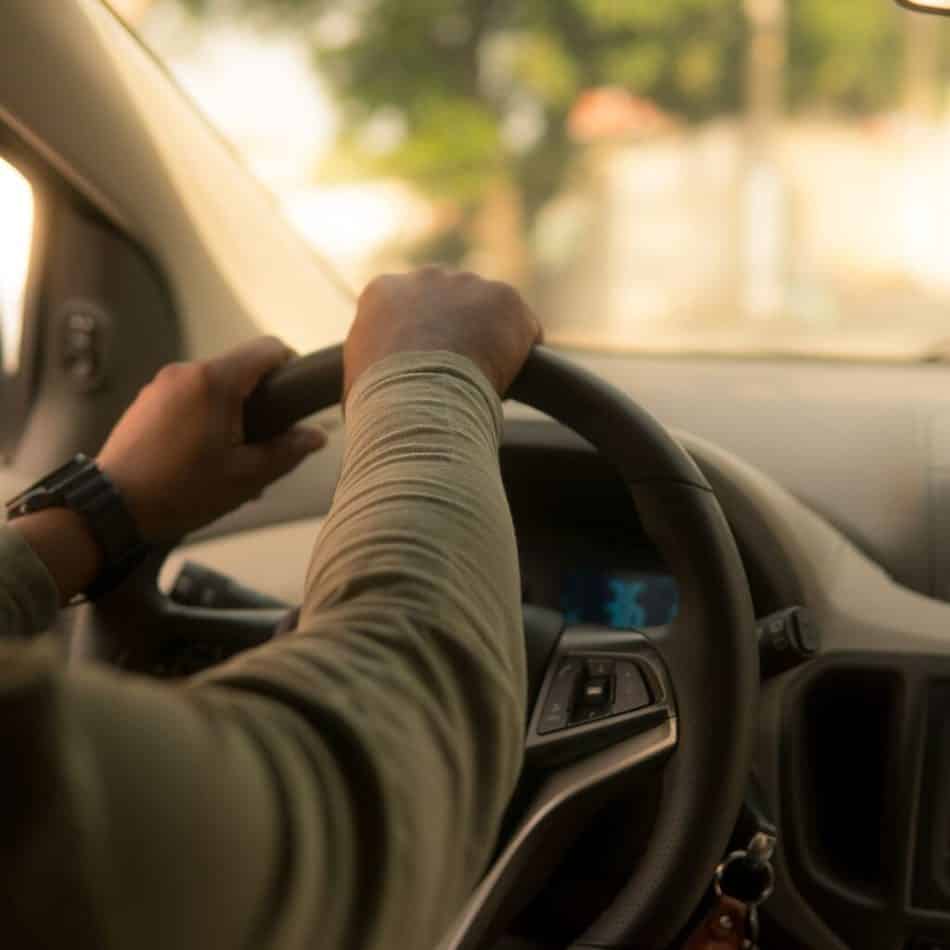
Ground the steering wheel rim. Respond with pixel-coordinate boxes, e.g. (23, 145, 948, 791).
(82, 344, 759, 949)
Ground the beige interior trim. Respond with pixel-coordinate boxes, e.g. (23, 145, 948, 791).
(2, 0, 353, 360)
(160, 516, 326, 604)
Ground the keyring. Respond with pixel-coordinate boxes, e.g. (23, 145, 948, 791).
(714, 849, 776, 907)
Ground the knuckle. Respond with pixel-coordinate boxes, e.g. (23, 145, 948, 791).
(359, 273, 397, 303)
(177, 361, 215, 402)
(258, 334, 294, 365)
(452, 269, 482, 287)
(258, 334, 286, 356)
(417, 264, 449, 280)
(486, 279, 522, 310)
(531, 313, 545, 343)
(153, 361, 189, 389)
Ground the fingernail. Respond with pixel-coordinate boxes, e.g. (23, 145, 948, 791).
(293, 428, 326, 452)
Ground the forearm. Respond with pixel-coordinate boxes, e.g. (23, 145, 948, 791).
(200, 352, 527, 946)
(8, 509, 103, 607)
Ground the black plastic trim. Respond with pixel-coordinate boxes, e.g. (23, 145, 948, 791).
(526, 628, 674, 769)
(779, 653, 950, 950)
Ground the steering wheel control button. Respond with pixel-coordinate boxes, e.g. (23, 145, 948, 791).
(538, 659, 583, 734)
(613, 661, 651, 714)
(569, 667, 615, 726)
(582, 676, 611, 705)
(586, 657, 615, 678)
(537, 701, 569, 735)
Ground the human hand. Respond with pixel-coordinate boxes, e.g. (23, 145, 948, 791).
(98, 337, 326, 542)
(344, 267, 542, 400)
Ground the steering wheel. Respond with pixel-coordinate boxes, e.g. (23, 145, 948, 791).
(73, 345, 758, 950)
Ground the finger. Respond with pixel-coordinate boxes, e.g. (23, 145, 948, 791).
(526, 305, 544, 344)
(417, 264, 451, 280)
(208, 336, 297, 400)
(234, 425, 327, 489)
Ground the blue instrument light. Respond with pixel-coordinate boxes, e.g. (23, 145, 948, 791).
(560, 570, 679, 629)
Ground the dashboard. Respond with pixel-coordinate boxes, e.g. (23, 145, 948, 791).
(499, 434, 777, 630)
(502, 439, 679, 627)
(165, 414, 781, 624)
(161, 371, 950, 950)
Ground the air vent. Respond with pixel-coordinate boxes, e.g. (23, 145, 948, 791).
(801, 668, 900, 895)
(913, 681, 950, 911)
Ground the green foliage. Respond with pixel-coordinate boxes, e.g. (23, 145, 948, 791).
(300, 0, 748, 245)
(167, 0, 944, 263)
(789, 0, 902, 113)
(377, 97, 503, 202)
(514, 33, 579, 109)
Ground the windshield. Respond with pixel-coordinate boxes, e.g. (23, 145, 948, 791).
(116, 0, 950, 360)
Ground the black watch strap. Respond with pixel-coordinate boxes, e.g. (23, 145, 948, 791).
(6, 454, 150, 599)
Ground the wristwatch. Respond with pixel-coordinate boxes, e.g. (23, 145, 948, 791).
(5, 454, 150, 599)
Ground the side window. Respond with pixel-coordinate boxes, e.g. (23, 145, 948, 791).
(0, 156, 34, 377)
(0, 154, 37, 459)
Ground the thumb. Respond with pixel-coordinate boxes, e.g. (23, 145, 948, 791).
(238, 425, 327, 490)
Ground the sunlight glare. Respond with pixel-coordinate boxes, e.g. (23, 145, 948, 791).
(283, 184, 428, 271)
(0, 157, 34, 376)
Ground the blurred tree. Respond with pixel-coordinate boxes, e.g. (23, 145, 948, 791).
(155, 0, 929, 269)
(788, 0, 902, 113)
(161, 0, 746, 272)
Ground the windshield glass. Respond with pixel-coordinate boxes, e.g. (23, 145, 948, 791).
(117, 0, 950, 359)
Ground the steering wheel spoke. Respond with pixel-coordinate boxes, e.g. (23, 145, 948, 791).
(436, 627, 680, 950)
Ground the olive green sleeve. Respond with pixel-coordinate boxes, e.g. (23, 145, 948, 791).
(0, 523, 59, 639)
(0, 352, 526, 950)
